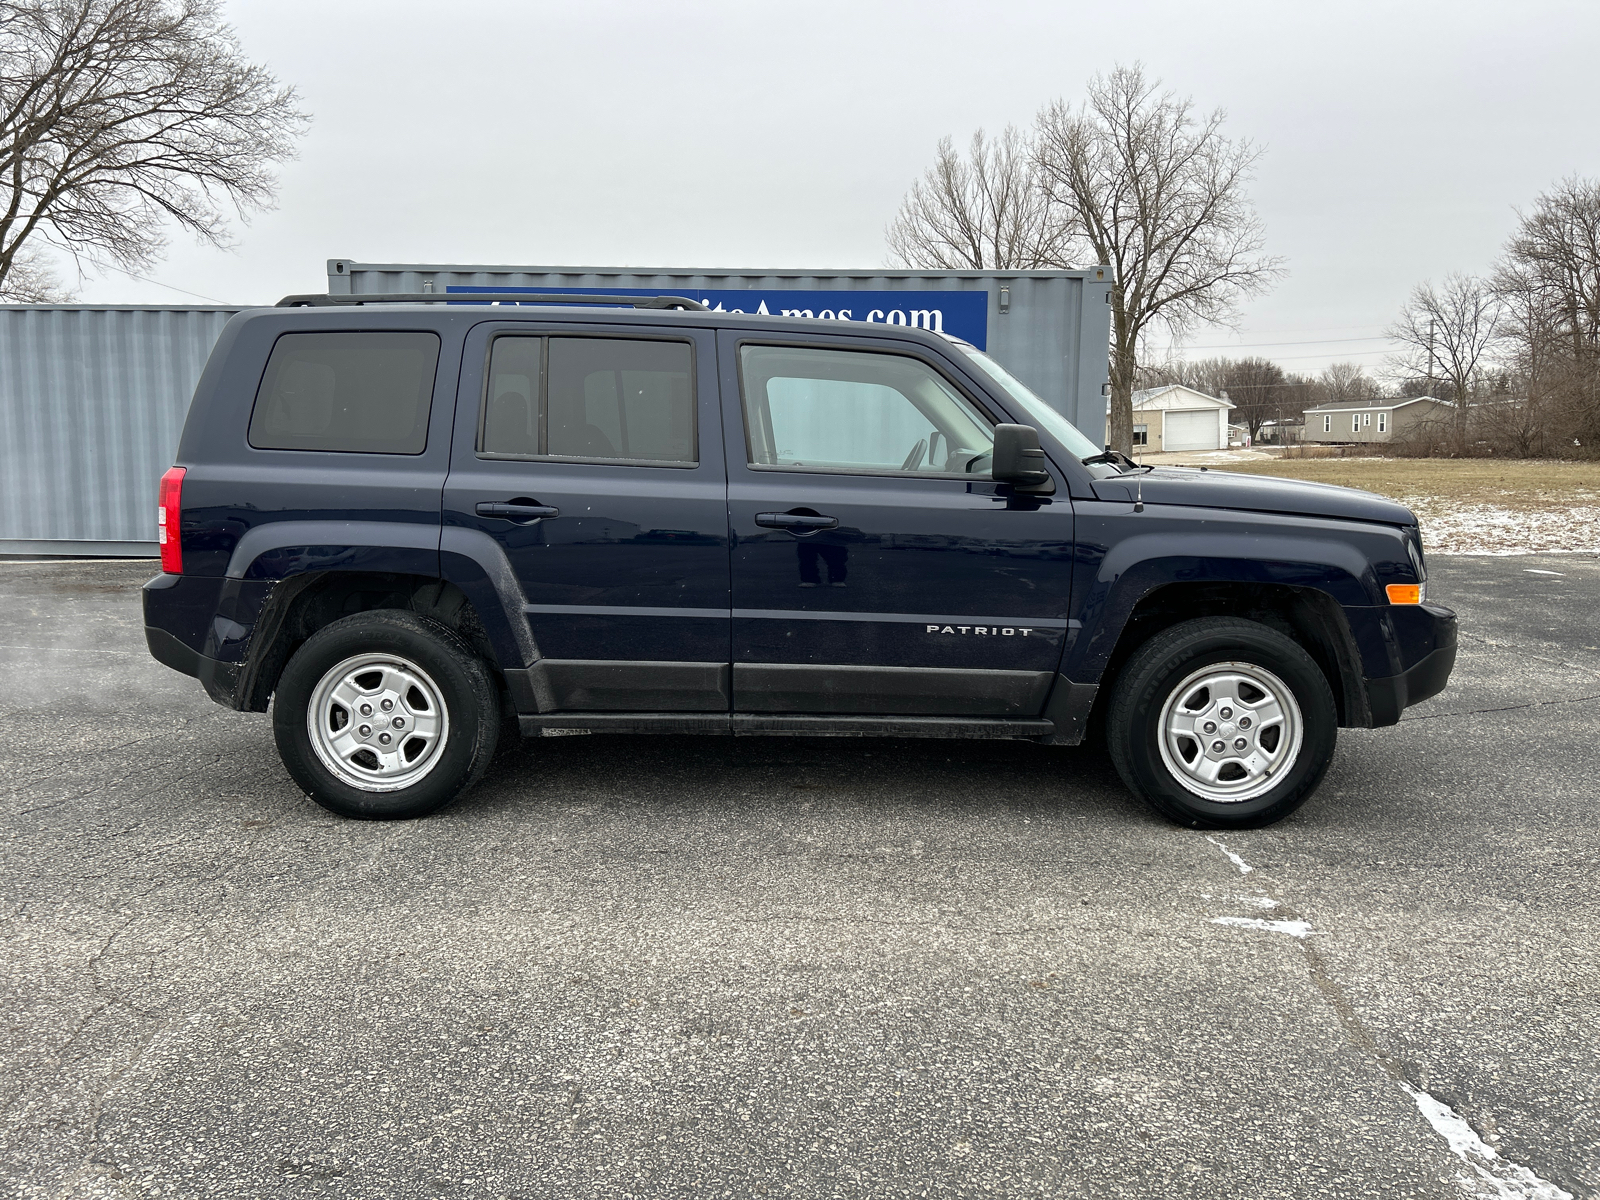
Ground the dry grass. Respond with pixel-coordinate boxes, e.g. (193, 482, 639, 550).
(1217, 458, 1600, 513)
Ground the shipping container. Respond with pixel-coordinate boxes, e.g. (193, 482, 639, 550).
(1, 263, 1113, 556)
(329, 261, 1113, 442)
(0, 305, 240, 556)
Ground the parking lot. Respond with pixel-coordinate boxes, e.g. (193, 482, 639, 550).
(2, 555, 1596, 1199)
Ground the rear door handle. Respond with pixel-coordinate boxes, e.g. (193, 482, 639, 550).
(754, 511, 838, 530)
(476, 502, 559, 520)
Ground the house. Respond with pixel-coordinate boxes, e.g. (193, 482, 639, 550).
(1120, 384, 1236, 452)
(1302, 396, 1452, 444)
(1255, 417, 1304, 446)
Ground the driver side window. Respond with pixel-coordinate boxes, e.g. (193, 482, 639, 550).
(739, 345, 994, 475)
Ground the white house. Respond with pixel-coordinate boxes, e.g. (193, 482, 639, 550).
(1115, 385, 1236, 452)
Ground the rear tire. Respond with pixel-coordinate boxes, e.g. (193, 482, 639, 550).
(272, 610, 499, 819)
(1106, 617, 1337, 829)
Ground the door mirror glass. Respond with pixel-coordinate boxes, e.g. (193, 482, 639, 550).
(991, 423, 1053, 490)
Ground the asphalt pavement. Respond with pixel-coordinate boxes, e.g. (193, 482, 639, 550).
(1, 554, 1596, 1199)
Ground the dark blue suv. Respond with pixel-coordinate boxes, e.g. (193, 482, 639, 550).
(143, 292, 1457, 828)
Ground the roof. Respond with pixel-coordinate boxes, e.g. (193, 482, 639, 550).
(1127, 383, 1233, 409)
(1302, 396, 1449, 413)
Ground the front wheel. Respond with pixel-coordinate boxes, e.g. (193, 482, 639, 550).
(272, 610, 500, 819)
(1106, 617, 1338, 829)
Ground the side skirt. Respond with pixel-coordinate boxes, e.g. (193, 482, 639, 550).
(518, 713, 1056, 740)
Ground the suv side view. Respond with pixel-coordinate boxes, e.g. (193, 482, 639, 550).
(144, 292, 1457, 828)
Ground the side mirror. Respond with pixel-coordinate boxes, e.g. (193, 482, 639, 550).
(991, 423, 1054, 492)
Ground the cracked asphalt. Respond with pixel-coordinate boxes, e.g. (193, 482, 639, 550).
(1, 555, 1597, 1199)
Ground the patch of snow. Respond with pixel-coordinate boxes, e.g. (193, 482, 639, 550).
(1237, 896, 1280, 909)
(1401, 1082, 1572, 1199)
(1209, 916, 1313, 938)
(1523, 568, 1565, 576)
(1205, 836, 1254, 874)
(1401, 498, 1600, 556)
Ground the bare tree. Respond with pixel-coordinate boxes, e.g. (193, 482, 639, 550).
(0, 0, 307, 300)
(1319, 361, 1379, 404)
(1033, 64, 1282, 452)
(1388, 273, 1503, 451)
(1217, 356, 1286, 441)
(886, 127, 1064, 270)
(1496, 177, 1600, 448)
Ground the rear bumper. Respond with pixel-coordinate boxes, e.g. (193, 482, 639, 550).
(1363, 602, 1458, 726)
(142, 572, 251, 708)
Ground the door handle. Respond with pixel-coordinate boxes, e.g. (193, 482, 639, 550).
(755, 511, 838, 530)
(476, 502, 559, 520)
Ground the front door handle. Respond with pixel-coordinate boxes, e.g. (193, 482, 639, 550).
(755, 511, 838, 530)
(476, 502, 559, 520)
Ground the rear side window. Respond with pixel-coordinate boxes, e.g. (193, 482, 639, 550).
(248, 332, 440, 454)
(481, 336, 696, 466)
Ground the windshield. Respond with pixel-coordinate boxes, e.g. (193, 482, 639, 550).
(956, 346, 1112, 468)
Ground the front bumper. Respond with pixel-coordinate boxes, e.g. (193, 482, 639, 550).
(1363, 602, 1458, 725)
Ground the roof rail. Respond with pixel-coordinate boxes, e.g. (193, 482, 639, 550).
(276, 291, 708, 311)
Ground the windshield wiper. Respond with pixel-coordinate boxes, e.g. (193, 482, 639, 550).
(1080, 449, 1152, 474)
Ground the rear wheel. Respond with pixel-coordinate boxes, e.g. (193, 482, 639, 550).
(273, 610, 499, 819)
(1107, 617, 1337, 828)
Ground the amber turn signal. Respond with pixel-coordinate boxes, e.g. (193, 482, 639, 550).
(1386, 583, 1423, 605)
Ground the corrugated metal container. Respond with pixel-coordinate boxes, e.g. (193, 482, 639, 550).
(0, 305, 240, 556)
(329, 260, 1113, 441)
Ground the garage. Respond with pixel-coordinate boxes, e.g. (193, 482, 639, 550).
(1164, 408, 1222, 451)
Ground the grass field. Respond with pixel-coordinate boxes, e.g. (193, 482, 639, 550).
(1210, 457, 1600, 553)
(1217, 458, 1600, 511)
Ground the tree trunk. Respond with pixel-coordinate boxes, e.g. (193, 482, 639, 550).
(1107, 342, 1137, 454)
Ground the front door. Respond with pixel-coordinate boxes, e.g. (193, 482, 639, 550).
(444, 321, 730, 711)
(719, 332, 1076, 716)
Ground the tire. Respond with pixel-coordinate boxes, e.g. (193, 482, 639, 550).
(1106, 617, 1337, 829)
(272, 609, 500, 819)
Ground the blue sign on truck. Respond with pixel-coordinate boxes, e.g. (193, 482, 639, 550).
(449, 285, 991, 348)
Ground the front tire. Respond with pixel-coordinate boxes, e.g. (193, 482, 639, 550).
(1107, 617, 1337, 829)
(272, 610, 500, 819)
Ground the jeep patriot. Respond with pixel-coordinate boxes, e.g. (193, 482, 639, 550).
(142, 292, 1458, 827)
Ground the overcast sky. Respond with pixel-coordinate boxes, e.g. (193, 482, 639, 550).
(63, 0, 1600, 375)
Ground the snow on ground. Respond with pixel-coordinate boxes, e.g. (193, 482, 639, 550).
(1397, 498, 1600, 556)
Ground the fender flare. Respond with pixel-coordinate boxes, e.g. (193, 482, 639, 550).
(215, 521, 537, 711)
(1064, 531, 1382, 702)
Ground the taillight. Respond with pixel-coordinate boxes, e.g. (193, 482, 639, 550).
(158, 466, 186, 574)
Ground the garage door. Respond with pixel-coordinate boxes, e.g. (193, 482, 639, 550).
(1164, 409, 1219, 451)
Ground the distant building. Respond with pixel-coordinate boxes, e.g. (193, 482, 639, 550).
(1302, 396, 1452, 444)
(1256, 417, 1304, 446)
(1119, 384, 1235, 452)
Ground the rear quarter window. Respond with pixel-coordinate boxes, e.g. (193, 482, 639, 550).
(248, 331, 441, 454)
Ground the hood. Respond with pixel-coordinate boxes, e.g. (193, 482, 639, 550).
(1090, 467, 1415, 526)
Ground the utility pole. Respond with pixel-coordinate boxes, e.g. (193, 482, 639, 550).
(1427, 318, 1436, 396)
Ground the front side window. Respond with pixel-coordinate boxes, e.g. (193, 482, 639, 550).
(1323, 415, 1332, 433)
(1352, 414, 1361, 433)
(481, 336, 696, 465)
(249, 331, 440, 454)
(1378, 412, 1388, 433)
(1132, 424, 1149, 446)
(739, 345, 993, 475)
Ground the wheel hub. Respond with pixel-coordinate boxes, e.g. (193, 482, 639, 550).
(305, 652, 449, 793)
(1156, 662, 1304, 803)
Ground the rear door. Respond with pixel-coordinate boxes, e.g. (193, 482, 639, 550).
(443, 320, 730, 711)
(719, 331, 1076, 716)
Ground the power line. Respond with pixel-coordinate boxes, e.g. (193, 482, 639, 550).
(1170, 334, 1396, 350)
